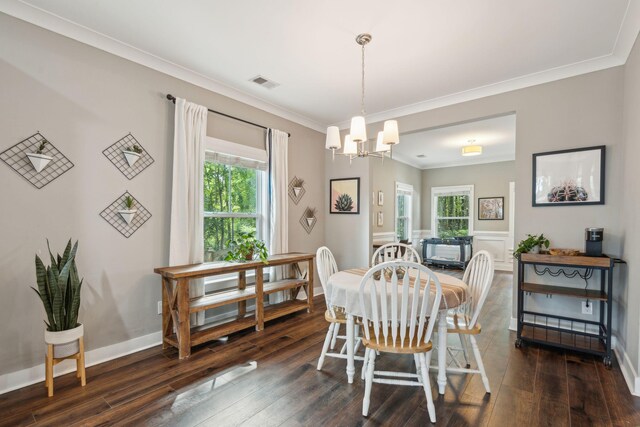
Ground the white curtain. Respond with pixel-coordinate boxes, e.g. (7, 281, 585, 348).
(170, 97, 208, 325)
(267, 129, 289, 301)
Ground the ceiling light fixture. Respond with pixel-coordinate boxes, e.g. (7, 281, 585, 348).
(461, 140, 482, 156)
(325, 33, 399, 163)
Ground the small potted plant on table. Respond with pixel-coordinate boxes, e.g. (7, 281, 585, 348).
(225, 231, 269, 264)
(117, 195, 137, 225)
(513, 233, 550, 258)
(26, 139, 54, 173)
(32, 239, 85, 396)
(123, 144, 143, 167)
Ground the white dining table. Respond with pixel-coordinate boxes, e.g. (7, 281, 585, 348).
(327, 268, 468, 395)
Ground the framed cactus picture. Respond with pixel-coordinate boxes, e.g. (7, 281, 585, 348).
(330, 177, 360, 214)
(532, 145, 605, 206)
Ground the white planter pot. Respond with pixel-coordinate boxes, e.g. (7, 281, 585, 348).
(26, 152, 53, 173)
(293, 187, 302, 197)
(118, 209, 137, 225)
(306, 217, 314, 226)
(529, 245, 540, 254)
(123, 150, 142, 167)
(45, 324, 83, 359)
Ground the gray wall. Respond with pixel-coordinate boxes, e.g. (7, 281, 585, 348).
(421, 161, 515, 233)
(621, 35, 640, 374)
(369, 67, 631, 366)
(0, 13, 325, 375)
(370, 157, 422, 235)
(324, 152, 371, 270)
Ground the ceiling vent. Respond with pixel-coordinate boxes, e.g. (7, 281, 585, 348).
(249, 75, 280, 89)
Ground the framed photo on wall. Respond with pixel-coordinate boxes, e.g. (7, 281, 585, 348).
(478, 197, 504, 220)
(532, 145, 605, 207)
(330, 177, 360, 214)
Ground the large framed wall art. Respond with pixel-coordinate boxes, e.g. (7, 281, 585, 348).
(532, 145, 605, 207)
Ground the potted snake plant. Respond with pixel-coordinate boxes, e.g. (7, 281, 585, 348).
(32, 239, 84, 358)
(26, 139, 54, 173)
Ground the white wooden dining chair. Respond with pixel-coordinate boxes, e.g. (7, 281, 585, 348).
(316, 246, 364, 371)
(359, 260, 442, 423)
(441, 250, 494, 393)
(371, 242, 421, 266)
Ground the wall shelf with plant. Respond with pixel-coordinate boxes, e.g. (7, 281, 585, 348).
(288, 176, 306, 205)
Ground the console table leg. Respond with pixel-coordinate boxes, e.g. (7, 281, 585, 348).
(177, 279, 191, 359)
(256, 267, 264, 331)
(307, 259, 314, 313)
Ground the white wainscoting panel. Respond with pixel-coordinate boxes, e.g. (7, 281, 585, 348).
(473, 231, 513, 271)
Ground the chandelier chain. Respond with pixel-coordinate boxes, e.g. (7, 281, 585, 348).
(361, 42, 366, 116)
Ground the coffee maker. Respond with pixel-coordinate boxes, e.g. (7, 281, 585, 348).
(585, 228, 604, 257)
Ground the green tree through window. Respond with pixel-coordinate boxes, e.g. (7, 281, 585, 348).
(203, 161, 261, 261)
(436, 194, 469, 238)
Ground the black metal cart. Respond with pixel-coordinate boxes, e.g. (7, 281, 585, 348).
(516, 253, 615, 367)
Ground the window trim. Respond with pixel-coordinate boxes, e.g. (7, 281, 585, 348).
(395, 182, 414, 241)
(203, 137, 268, 276)
(431, 184, 475, 237)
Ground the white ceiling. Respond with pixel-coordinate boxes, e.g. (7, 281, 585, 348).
(392, 114, 516, 169)
(2, 1, 639, 132)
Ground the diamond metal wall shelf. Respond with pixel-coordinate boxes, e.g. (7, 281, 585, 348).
(288, 176, 306, 205)
(103, 133, 154, 180)
(100, 191, 151, 238)
(299, 210, 317, 234)
(0, 132, 74, 189)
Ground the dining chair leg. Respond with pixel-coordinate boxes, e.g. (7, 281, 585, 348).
(353, 324, 361, 353)
(361, 348, 370, 380)
(317, 323, 335, 370)
(420, 352, 436, 424)
(459, 333, 470, 368)
(330, 322, 340, 349)
(470, 335, 490, 393)
(414, 354, 422, 380)
(362, 350, 376, 416)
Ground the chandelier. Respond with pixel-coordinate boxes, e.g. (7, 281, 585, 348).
(325, 33, 400, 162)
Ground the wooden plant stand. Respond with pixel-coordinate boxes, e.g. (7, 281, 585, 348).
(154, 252, 315, 359)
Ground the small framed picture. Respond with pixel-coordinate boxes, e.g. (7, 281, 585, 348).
(378, 191, 384, 206)
(330, 177, 360, 214)
(377, 211, 384, 226)
(532, 145, 605, 206)
(478, 197, 504, 220)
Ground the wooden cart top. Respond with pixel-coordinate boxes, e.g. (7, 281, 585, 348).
(519, 252, 613, 268)
(154, 252, 315, 279)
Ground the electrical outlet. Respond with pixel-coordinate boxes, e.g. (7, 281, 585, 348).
(157, 301, 162, 315)
(582, 301, 593, 315)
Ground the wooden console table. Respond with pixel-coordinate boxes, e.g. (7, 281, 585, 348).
(154, 252, 314, 359)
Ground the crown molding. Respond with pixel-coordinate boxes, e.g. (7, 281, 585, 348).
(392, 152, 515, 170)
(0, 0, 327, 133)
(334, 54, 625, 129)
(4, 0, 639, 135)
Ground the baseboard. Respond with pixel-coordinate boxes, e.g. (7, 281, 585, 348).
(494, 261, 514, 272)
(509, 316, 517, 331)
(0, 330, 162, 395)
(613, 338, 640, 396)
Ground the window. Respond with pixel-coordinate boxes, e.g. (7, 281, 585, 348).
(431, 185, 474, 238)
(203, 138, 267, 262)
(395, 182, 413, 240)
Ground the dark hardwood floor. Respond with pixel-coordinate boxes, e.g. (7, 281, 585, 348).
(2, 270, 639, 426)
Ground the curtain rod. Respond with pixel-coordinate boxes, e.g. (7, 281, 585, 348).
(166, 94, 291, 137)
